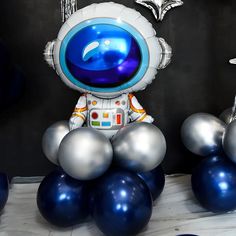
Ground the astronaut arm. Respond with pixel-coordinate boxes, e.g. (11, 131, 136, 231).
(69, 94, 88, 130)
(128, 94, 154, 123)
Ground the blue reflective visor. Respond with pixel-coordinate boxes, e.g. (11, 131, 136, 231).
(60, 19, 149, 93)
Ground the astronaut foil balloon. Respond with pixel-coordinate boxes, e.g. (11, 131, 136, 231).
(44, 2, 172, 140)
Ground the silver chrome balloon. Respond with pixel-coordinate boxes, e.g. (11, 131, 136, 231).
(135, 0, 183, 22)
(219, 108, 233, 125)
(223, 120, 236, 164)
(58, 128, 113, 180)
(42, 121, 69, 165)
(181, 113, 226, 156)
(219, 96, 236, 124)
(112, 122, 166, 172)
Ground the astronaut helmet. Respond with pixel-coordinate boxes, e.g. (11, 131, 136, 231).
(44, 2, 172, 98)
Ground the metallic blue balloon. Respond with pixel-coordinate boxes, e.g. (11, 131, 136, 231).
(0, 173, 9, 212)
(192, 155, 236, 213)
(65, 24, 141, 88)
(91, 170, 152, 236)
(137, 165, 165, 201)
(37, 169, 89, 227)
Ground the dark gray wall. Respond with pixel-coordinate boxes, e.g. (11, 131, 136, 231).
(0, 0, 236, 177)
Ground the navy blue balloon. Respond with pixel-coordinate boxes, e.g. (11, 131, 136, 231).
(192, 155, 236, 213)
(137, 165, 165, 201)
(37, 169, 89, 227)
(0, 173, 9, 212)
(92, 170, 152, 236)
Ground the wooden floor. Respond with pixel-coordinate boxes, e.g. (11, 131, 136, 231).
(0, 175, 236, 236)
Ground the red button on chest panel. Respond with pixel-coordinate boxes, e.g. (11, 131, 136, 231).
(92, 112, 99, 119)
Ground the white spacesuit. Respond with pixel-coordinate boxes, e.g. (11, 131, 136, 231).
(44, 2, 172, 139)
(69, 93, 153, 138)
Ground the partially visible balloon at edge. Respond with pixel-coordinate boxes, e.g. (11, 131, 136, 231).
(0, 172, 9, 212)
(223, 120, 236, 164)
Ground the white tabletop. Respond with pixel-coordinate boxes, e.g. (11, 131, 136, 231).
(0, 175, 236, 236)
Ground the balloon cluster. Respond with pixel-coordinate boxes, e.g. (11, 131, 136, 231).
(181, 102, 236, 213)
(0, 40, 25, 108)
(38, 122, 166, 235)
